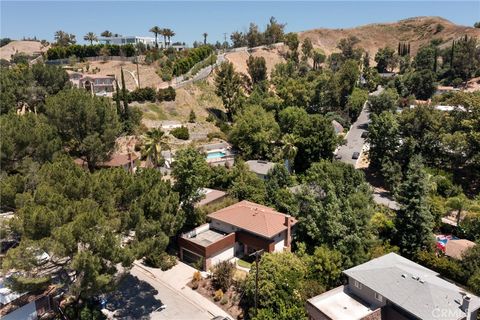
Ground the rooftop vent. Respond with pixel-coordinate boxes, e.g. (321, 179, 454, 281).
(419, 279, 425, 284)
(412, 275, 420, 280)
(401, 274, 407, 278)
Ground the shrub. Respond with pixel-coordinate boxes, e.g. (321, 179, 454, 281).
(171, 126, 189, 140)
(193, 270, 202, 282)
(157, 86, 176, 102)
(207, 131, 227, 141)
(212, 261, 235, 291)
(189, 110, 196, 123)
(220, 295, 228, 305)
(213, 289, 224, 302)
(129, 87, 156, 103)
(144, 252, 177, 270)
(191, 281, 199, 290)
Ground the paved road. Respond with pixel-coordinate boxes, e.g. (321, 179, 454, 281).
(335, 86, 400, 210)
(173, 54, 226, 89)
(334, 101, 370, 167)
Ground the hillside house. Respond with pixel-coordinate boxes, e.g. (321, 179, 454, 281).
(178, 201, 296, 270)
(246, 160, 275, 180)
(306, 253, 480, 320)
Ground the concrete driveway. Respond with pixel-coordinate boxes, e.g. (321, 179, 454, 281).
(108, 261, 231, 320)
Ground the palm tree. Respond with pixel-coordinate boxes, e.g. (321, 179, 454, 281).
(160, 29, 167, 48)
(280, 134, 298, 172)
(100, 30, 113, 37)
(149, 26, 162, 48)
(142, 129, 169, 167)
(83, 32, 97, 45)
(164, 28, 175, 46)
(203, 32, 208, 45)
(446, 194, 475, 226)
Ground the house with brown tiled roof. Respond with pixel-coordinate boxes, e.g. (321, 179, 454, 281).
(178, 200, 297, 270)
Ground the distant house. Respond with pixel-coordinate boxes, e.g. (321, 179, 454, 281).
(98, 36, 186, 51)
(79, 74, 116, 96)
(74, 153, 139, 172)
(178, 201, 297, 270)
(306, 252, 480, 320)
(246, 160, 275, 180)
(196, 188, 227, 207)
(98, 36, 157, 47)
(1, 284, 59, 320)
(436, 235, 476, 260)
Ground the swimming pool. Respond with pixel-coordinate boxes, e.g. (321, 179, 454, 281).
(206, 151, 226, 159)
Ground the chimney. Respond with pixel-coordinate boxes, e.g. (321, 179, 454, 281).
(462, 295, 472, 319)
(285, 215, 291, 250)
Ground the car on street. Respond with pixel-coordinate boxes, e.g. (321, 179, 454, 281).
(352, 152, 360, 159)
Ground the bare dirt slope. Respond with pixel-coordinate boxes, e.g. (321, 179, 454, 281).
(225, 47, 286, 77)
(76, 60, 163, 91)
(0, 40, 50, 61)
(299, 16, 480, 58)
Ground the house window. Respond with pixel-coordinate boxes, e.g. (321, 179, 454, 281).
(375, 292, 383, 302)
(354, 280, 362, 289)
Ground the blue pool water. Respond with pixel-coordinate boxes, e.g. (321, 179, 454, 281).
(206, 151, 226, 159)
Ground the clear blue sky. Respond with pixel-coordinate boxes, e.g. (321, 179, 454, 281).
(1, 1, 478, 45)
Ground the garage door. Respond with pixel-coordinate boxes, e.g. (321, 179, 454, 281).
(210, 246, 235, 266)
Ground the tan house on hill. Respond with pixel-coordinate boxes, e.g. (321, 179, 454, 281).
(67, 71, 115, 96)
(74, 153, 138, 172)
(178, 201, 297, 270)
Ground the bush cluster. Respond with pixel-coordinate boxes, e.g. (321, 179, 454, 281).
(172, 46, 214, 76)
(157, 86, 176, 102)
(46, 44, 136, 60)
(170, 126, 189, 140)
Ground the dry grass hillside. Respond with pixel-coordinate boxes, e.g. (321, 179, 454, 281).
(299, 16, 480, 58)
(0, 40, 50, 61)
(225, 47, 286, 76)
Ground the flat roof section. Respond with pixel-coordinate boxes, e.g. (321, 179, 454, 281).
(186, 228, 228, 247)
(307, 285, 376, 320)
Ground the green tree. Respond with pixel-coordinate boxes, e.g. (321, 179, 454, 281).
(149, 26, 162, 48)
(296, 160, 375, 266)
(83, 32, 97, 45)
(366, 111, 400, 168)
(337, 36, 362, 61)
(278, 107, 308, 134)
(301, 38, 313, 61)
(336, 59, 360, 107)
(413, 45, 436, 71)
(305, 245, 343, 289)
(346, 88, 368, 121)
(214, 62, 243, 121)
(0, 113, 62, 172)
(312, 50, 326, 70)
(45, 89, 121, 171)
(245, 252, 308, 320)
(247, 56, 267, 86)
(229, 105, 280, 160)
(54, 30, 76, 46)
(293, 115, 338, 172)
(246, 23, 263, 48)
(172, 147, 209, 206)
(374, 47, 398, 73)
(403, 69, 437, 100)
(202, 32, 208, 45)
(368, 88, 398, 115)
(142, 129, 168, 167)
(100, 30, 113, 37)
(395, 156, 434, 256)
(228, 160, 267, 204)
(264, 17, 286, 45)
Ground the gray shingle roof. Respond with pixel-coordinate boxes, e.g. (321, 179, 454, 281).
(343, 253, 480, 320)
(245, 160, 275, 176)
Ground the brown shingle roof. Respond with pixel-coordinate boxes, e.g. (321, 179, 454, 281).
(102, 153, 138, 167)
(445, 239, 476, 260)
(207, 200, 297, 239)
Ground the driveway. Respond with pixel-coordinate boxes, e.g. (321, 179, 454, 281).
(106, 262, 231, 320)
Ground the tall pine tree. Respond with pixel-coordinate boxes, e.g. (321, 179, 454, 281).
(120, 67, 131, 132)
(115, 79, 122, 116)
(395, 156, 434, 256)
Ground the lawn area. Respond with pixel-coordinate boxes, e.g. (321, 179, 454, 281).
(140, 103, 169, 121)
(236, 259, 252, 269)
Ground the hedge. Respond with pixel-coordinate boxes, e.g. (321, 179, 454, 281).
(172, 46, 214, 76)
(46, 44, 136, 60)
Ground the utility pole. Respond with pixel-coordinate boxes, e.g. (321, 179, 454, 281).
(249, 248, 264, 312)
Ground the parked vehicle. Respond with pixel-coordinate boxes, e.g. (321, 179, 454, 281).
(352, 152, 360, 159)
